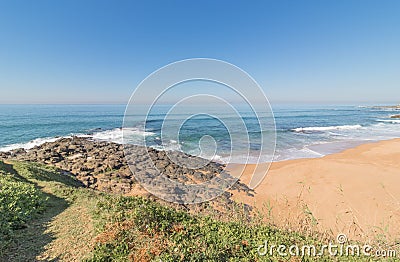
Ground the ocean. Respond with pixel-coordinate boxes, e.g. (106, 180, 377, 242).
(0, 104, 399, 163)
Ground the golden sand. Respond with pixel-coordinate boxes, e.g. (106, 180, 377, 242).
(227, 139, 400, 241)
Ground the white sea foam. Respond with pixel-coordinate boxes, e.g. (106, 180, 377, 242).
(376, 119, 400, 124)
(152, 141, 181, 152)
(90, 127, 155, 144)
(1, 119, 398, 165)
(327, 131, 348, 136)
(219, 153, 275, 164)
(0, 128, 156, 152)
(292, 124, 362, 132)
(0, 137, 62, 152)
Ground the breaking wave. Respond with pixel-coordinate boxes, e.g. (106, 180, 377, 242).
(291, 124, 362, 132)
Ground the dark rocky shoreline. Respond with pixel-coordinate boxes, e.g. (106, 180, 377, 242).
(0, 137, 253, 213)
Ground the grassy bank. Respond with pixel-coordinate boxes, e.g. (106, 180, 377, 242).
(0, 161, 47, 254)
(0, 160, 394, 261)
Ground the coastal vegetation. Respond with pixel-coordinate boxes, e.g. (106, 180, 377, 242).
(1, 159, 394, 261)
(0, 161, 47, 255)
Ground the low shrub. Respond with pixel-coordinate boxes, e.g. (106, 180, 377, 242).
(87, 196, 318, 261)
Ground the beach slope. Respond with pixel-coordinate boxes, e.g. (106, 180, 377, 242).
(228, 139, 400, 241)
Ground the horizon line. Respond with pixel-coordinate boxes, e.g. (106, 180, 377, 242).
(0, 101, 398, 106)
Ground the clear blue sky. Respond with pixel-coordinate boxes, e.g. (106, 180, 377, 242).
(0, 0, 399, 104)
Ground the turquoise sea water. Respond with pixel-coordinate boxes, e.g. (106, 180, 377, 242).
(0, 104, 399, 163)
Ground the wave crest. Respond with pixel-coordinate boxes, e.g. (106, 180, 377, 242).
(376, 119, 400, 124)
(0, 128, 156, 152)
(0, 137, 61, 152)
(292, 124, 362, 132)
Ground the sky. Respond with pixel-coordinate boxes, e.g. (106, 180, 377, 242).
(0, 0, 399, 104)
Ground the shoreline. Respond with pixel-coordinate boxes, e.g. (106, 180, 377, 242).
(1, 135, 399, 241)
(0, 131, 394, 164)
(227, 138, 400, 241)
(0, 136, 253, 213)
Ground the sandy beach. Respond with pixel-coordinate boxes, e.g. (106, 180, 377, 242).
(228, 138, 400, 242)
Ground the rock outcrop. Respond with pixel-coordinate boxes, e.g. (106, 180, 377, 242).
(0, 137, 253, 214)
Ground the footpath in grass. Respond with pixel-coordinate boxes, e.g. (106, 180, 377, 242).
(0, 161, 99, 261)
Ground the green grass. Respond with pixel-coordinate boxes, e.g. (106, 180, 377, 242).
(0, 160, 98, 261)
(0, 161, 47, 255)
(1, 160, 397, 261)
(86, 196, 391, 261)
(88, 196, 294, 261)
